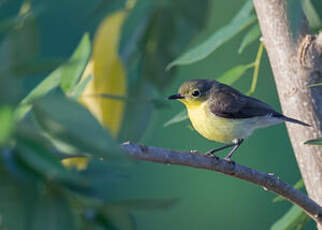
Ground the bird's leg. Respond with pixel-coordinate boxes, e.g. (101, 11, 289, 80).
(204, 143, 236, 156)
(224, 139, 244, 161)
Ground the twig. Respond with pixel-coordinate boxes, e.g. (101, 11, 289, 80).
(246, 42, 264, 96)
(121, 142, 322, 224)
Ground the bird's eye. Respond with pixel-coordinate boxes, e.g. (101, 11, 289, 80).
(192, 90, 200, 97)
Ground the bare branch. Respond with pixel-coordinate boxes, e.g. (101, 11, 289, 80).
(121, 142, 322, 224)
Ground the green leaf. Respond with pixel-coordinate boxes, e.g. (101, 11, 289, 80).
(246, 42, 264, 95)
(14, 66, 63, 121)
(69, 75, 93, 99)
(164, 110, 188, 127)
(0, 106, 14, 146)
(271, 205, 310, 230)
(308, 82, 322, 88)
(273, 179, 304, 202)
(302, 0, 321, 30)
(119, 0, 154, 63)
(60, 33, 91, 94)
(238, 23, 261, 54)
(304, 137, 322, 145)
(232, 0, 253, 21)
(216, 63, 254, 85)
(118, 80, 154, 142)
(167, 0, 255, 69)
(14, 133, 81, 184)
(0, 4, 39, 105)
(32, 93, 122, 157)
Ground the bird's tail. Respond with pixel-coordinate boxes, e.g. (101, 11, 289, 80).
(275, 114, 310, 127)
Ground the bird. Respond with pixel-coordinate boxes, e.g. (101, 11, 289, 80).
(168, 79, 309, 161)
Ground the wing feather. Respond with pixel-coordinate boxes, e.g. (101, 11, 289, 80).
(208, 83, 279, 119)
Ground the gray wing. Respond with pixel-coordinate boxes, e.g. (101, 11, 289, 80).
(208, 83, 280, 119)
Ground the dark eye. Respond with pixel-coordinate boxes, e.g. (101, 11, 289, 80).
(192, 90, 200, 97)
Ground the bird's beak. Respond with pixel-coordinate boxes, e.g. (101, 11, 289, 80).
(168, 94, 184, 100)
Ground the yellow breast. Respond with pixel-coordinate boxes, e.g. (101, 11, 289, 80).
(185, 101, 248, 143)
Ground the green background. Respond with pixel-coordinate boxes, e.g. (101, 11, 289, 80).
(1, 0, 321, 229)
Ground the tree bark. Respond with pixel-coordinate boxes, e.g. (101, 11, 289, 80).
(253, 0, 322, 228)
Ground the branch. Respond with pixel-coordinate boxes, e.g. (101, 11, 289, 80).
(121, 142, 322, 224)
(253, 0, 322, 228)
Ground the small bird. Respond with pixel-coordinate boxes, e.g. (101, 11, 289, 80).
(168, 79, 309, 160)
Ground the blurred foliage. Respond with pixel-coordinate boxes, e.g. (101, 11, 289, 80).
(167, 0, 256, 69)
(270, 179, 309, 230)
(0, 0, 321, 229)
(271, 205, 310, 230)
(0, 0, 208, 229)
(302, 0, 321, 31)
(308, 83, 322, 87)
(238, 23, 260, 54)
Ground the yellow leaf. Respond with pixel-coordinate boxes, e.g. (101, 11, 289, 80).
(61, 157, 89, 171)
(64, 10, 128, 170)
(80, 10, 127, 137)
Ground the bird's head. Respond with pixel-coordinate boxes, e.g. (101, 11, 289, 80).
(168, 79, 215, 107)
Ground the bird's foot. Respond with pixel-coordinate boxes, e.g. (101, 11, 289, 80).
(204, 152, 219, 159)
(224, 157, 235, 165)
(190, 150, 199, 154)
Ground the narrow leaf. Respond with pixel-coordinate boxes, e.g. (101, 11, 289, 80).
(14, 67, 62, 121)
(238, 23, 261, 54)
(60, 33, 91, 93)
(14, 132, 91, 192)
(15, 134, 73, 180)
(246, 42, 264, 95)
(308, 83, 322, 88)
(232, 0, 254, 22)
(164, 110, 188, 127)
(271, 205, 310, 230)
(69, 75, 93, 99)
(216, 64, 254, 85)
(167, 0, 255, 69)
(302, 0, 321, 30)
(304, 137, 322, 145)
(0, 107, 14, 146)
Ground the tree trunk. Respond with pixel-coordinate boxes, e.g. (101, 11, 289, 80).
(253, 0, 322, 228)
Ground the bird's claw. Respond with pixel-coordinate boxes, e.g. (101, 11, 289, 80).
(224, 157, 235, 165)
(204, 152, 219, 159)
(190, 150, 199, 154)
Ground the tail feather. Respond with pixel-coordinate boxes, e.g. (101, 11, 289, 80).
(274, 114, 310, 127)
